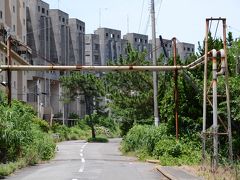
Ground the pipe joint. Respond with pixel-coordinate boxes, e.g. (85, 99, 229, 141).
(219, 49, 225, 58)
(212, 49, 217, 58)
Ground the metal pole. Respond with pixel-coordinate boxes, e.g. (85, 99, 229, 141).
(202, 19, 209, 162)
(222, 19, 233, 163)
(37, 79, 40, 118)
(7, 36, 12, 106)
(172, 37, 179, 140)
(212, 49, 218, 172)
(151, 0, 159, 126)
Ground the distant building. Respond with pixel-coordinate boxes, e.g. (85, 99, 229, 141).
(0, 0, 29, 103)
(150, 38, 195, 62)
(69, 18, 85, 65)
(85, 34, 101, 65)
(94, 28, 122, 65)
(123, 33, 151, 60)
(27, 0, 50, 65)
(176, 42, 195, 61)
(49, 9, 69, 65)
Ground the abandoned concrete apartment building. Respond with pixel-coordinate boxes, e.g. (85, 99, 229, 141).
(0, 0, 195, 124)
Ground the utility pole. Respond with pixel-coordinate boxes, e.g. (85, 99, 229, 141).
(7, 36, 12, 106)
(151, 0, 159, 126)
(172, 37, 179, 140)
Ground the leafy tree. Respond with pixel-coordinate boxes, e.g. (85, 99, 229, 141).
(60, 72, 105, 138)
(105, 46, 154, 135)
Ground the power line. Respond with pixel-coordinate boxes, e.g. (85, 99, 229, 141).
(138, 0, 145, 33)
(156, 0, 163, 26)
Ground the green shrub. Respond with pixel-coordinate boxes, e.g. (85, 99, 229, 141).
(0, 97, 56, 177)
(95, 126, 113, 138)
(87, 136, 109, 143)
(121, 125, 201, 166)
(33, 118, 50, 132)
(121, 124, 168, 153)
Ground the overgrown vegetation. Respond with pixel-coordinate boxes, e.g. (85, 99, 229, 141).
(0, 90, 119, 177)
(110, 34, 240, 169)
(0, 93, 56, 177)
(121, 125, 201, 165)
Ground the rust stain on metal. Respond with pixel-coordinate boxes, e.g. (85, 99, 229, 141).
(129, 66, 134, 70)
(76, 65, 83, 69)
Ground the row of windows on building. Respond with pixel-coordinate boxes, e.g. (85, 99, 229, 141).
(38, 6, 49, 16)
(134, 38, 148, 44)
(106, 33, 120, 39)
(164, 43, 194, 52)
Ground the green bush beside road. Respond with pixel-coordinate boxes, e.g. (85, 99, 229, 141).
(0, 97, 56, 177)
(121, 125, 202, 166)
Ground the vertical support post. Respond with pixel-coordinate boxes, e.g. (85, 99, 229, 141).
(37, 79, 40, 118)
(202, 19, 209, 162)
(151, 0, 159, 126)
(222, 19, 233, 163)
(172, 37, 179, 140)
(212, 49, 218, 171)
(7, 36, 12, 106)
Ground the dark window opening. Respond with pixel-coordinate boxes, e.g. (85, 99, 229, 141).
(135, 38, 137, 42)
(42, 8, 45, 14)
(62, 18, 65, 23)
(187, 47, 190, 51)
(106, 33, 108, 37)
(38, 6, 40, 12)
(0, 11, 2, 19)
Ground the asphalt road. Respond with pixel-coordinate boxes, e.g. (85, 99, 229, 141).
(7, 138, 167, 180)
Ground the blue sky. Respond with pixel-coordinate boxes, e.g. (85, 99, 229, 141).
(44, 0, 240, 47)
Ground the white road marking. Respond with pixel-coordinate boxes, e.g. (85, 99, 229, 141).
(72, 179, 78, 180)
(78, 165, 84, 173)
(77, 142, 88, 173)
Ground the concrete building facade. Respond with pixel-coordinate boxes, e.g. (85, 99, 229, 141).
(69, 18, 85, 65)
(49, 9, 69, 65)
(85, 34, 101, 66)
(0, 0, 28, 103)
(123, 33, 150, 59)
(94, 28, 122, 65)
(176, 42, 195, 61)
(150, 38, 195, 63)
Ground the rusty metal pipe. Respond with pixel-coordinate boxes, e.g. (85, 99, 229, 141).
(212, 49, 218, 171)
(217, 49, 226, 76)
(0, 65, 189, 71)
